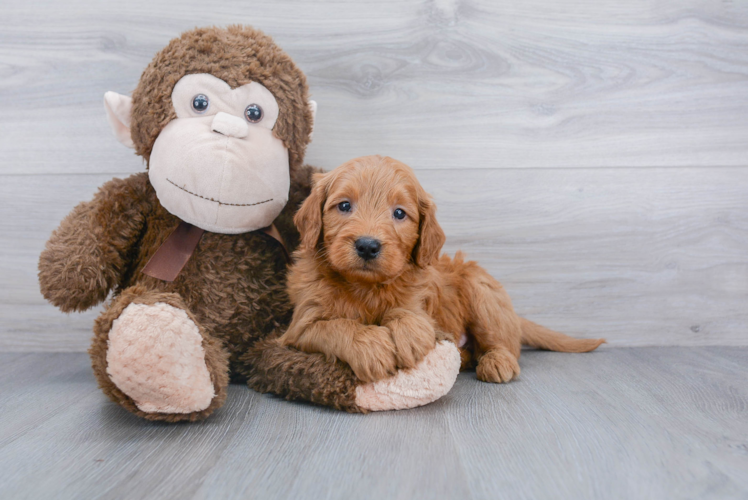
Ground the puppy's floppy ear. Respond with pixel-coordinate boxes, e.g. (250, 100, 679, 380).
(295, 172, 330, 251)
(413, 190, 446, 268)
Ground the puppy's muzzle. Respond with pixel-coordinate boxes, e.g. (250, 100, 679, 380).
(355, 237, 381, 261)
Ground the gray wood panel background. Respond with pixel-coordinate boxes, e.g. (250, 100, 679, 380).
(1, 0, 747, 350)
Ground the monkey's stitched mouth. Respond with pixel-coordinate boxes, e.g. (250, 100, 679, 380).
(166, 179, 273, 207)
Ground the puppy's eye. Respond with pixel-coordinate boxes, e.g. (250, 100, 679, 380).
(192, 94, 209, 113)
(245, 104, 263, 123)
(338, 201, 352, 212)
(393, 208, 407, 220)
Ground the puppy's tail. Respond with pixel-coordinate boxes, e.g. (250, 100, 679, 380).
(520, 317, 605, 353)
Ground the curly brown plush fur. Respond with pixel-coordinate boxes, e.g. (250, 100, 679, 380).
(243, 337, 362, 412)
(39, 26, 363, 421)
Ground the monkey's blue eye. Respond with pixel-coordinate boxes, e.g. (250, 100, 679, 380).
(394, 208, 406, 220)
(192, 94, 209, 113)
(245, 104, 263, 123)
(338, 201, 351, 212)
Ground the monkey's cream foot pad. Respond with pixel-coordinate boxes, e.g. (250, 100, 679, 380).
(355, 340, 461, 411)
(106, 302, 215, 414)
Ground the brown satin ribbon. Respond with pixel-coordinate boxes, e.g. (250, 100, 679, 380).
(259, 223, 290, 263)
(142, 221, 205, 282)
(142, 221, 289, 283)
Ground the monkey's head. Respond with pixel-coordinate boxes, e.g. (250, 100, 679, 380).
(103, 26, 316, 234)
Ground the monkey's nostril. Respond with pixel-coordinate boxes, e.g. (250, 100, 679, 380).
(355, 237, 381, 261)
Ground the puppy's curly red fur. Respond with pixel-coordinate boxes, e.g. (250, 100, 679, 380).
(280, 156, 605, 383)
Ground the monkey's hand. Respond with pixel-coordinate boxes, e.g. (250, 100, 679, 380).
(39, 175, 150, 312)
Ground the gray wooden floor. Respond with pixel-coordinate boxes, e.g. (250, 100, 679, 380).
(1, 348, 747, 500)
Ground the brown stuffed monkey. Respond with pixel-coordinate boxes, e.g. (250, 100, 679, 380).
(38, 26, 460, 422)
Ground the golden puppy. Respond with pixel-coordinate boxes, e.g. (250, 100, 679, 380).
(280, 156, 604, 383)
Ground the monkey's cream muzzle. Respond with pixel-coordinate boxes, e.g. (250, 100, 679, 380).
(149, 112, 289, 234)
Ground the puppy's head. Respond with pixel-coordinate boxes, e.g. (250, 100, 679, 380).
(295, 155, 445, 283)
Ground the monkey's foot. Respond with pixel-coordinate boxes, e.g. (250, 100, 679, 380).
(355, 340, 461, 411)
(106, 302, 215, 413)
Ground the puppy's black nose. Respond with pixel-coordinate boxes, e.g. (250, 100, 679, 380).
(355, 237, 381, 261)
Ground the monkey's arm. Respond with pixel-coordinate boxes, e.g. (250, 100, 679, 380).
(245, 328, 461, 413)
(38, 173, 151, 312)
(244, 335, 363, 412)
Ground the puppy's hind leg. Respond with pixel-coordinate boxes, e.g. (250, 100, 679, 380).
(462, 263, 522, 383)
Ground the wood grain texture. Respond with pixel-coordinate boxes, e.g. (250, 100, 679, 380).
(1, 0, 748, 174)
(1, 0, 747, 350)
(0, 349, 746, 499)
(2, 167, 745, 351)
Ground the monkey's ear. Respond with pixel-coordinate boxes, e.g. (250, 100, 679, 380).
(103, 91, 135, 149)
(294, 171, 329, 252)
(308, 100, 317, 139)
(413, 192, 446, 268)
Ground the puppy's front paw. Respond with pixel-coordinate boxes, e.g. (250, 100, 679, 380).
(391, 321, 436, 370)
(476, 348, 520, 383)
(347, 326, 398, 383)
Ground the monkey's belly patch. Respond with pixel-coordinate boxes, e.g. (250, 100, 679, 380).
(106, 302, 215, 414)
(166, 178, 273, 207)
